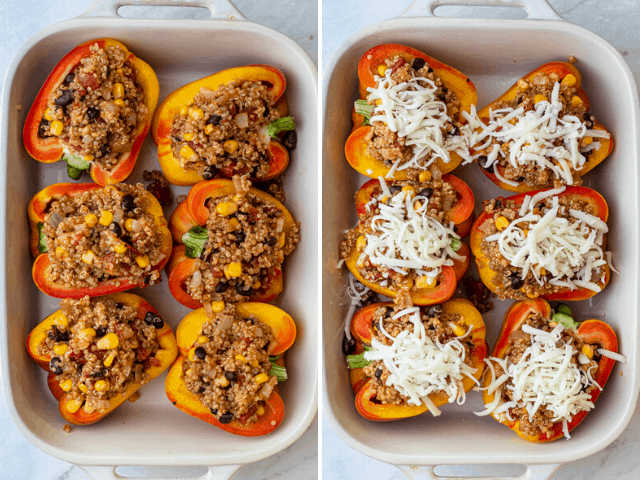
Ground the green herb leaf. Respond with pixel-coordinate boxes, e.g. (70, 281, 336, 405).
(267, 116, 296, 139)
(182, 226, 208, 259)
(556, 304, 572, 317)
(354, 99, 374, 125)
(67, 164, 83, 180)
(553, 312, 578, 330)
(448, 234, 462, 252)
(37, 222, 48, 254)
(347, 345, 372, 369)
(269, 356, 287, 381)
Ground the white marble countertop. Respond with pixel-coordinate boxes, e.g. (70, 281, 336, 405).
(0, 1, 317, 479)
(322, 0, 640, 479)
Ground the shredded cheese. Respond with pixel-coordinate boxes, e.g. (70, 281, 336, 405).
(343, 274, 370, 339)
(364, 307, 478, 415)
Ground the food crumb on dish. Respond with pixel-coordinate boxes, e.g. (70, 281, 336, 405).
(128, 391, 141, 403)
(63, 424, 72, 433)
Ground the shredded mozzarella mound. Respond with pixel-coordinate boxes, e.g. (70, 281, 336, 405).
(343, 274, 370, 339)
(461, 82, 609, 185)
(360, 178, 464, 284)
(475, 323, 603, 439)
(484, 186, 611, 292)
(367, 69, 472, 178)
(364, 307, 478, 415)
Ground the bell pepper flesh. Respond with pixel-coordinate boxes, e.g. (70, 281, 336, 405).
(482, 298, 618, 442)
(165, 303, 295, 436)
(470, 186, 610, 301)
(26, 292, 178, 425)
(28, 183, 172, 298)
(350, 299, 487, 421)
(474, 62, 613, 193)
(23, 38, 159, 186)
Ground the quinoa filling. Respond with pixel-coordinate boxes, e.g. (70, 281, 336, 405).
(184, 177, 300, 306)
(39, 184, 166, 289)
(37, 296, 163, 414)
(183, 303, 277, 426)
(38, 43, 148, 172)
(169, 80, 285, 180)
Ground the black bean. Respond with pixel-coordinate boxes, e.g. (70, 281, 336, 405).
(95, 326, 108, 338)
(411, 58, 426, 70)
(49, 357, 63, 375)
(426, 305, 443, 316)
(509, 275, 524, 290)
(99, 143, 111, 158)
(235, 284, 254, 297)
(494, 199, 502, 209)
(375, 368, 383, 380)
(583, 112, 594, 129)
(224, 371, 238, 382)
(198, 386, 205, 393)
(202, 165, 218, 180)
(449, 125, 459, 136)
(389, 185, 402, 194)
(234, 231, 246, 245)
(282, 130, 297, 150)
(219, 412, 233, 424)
(263, 105, 270, 118)
(116, 303, 124, 310)
(517, 176, 525, 182)
(144, 311, 156, 325)
(442, 87, 449, 95)
(109, 222, 122, 236)
(426, 67, 433, 74)
(38, 118, 50, 137)
(55, 89, 74, 107)
(86, 107, 100, 121)
(207, 115, 222, 125)
(478, 155, 492, 171)
(210, 408, 218, 415)
(195, 346, 206, 360)
(152, 316, 164, 329)
(63, 73, 75, 85)
(342, 334, 356, 356)
(215, 281, 229, 293)
(91, 369, 107, 378)
(76, 365, 84, 374)
(121, 194, 136, 212)
(418, 188, 433, 198)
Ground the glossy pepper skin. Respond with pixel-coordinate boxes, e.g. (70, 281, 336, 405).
(473, 61, 613, 192)
(345, 175, 473, 305)
(345, 44, 478, 180)
(470, 186, 610, 301)
(29, 183, 172, 298)
(482, 298, 618, 442)
(151, 65, 290, 186)
(165, 302, 295, 436)
(26, 292, 178, 425)
(23, 39, 159, 186)
(349, 299, 487, 421)
(166, 179, 296, 309)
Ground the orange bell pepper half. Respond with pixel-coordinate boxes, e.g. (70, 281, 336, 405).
(345, 44, 478, 180)
(28, 183, 172, 298)
(470, 186, 610, 301)
(165, 302, 296, 436)
(482, 298, 618, 442)
(23, 38, 159, 186)
(151, 65, 290, 186)
(348, 299, 487, 421)
(25, 292, 178, 425)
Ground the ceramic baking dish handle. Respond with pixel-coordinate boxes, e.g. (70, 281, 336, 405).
(80, 464, 241, 480)
(398, 464, 561, 480)
(400, 0, 562, 21)
(81, 0, 246, 20)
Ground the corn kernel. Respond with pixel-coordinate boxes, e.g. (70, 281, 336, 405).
(44, 108, 55, 121)
(85, 213, 98, 227)
(114, 243, 127, 254)
(581, 137, 593, 146)
(180, 105, 188, 116)
(571, 95, 583, 107)
(549, 321, 558, 328)
(188, 347, 198, 362)
(114, 99, 126, 107)
(377, 65, 388, 76)
(402, 186, 415, 198)
(94, 380, 110, 392)
(254, 373, 269, 384)
(380, 196, 389, 203)
(525, 290, 539, 299)
(205, 124, 215, 135)
(219, 377, 230, 388)
(135, 254, 150, 268)
(256, 405, 265, 416)
(96, 333, 119, 350)
(50, 120, 64, 136)
(228, 218, 240, 229)
(197, 335, 209, 344)
(60, 379, 73, 392)
(190, 108, 204, 121)
(235, 354, 247, 363)
(581, 345, 594, 359)
(402, 277, 414, 289)
(534, 94, 548, 104)
(250, 360, 259, 368)
(223, 139, 239, 154)
(539, 267, 547, 276)
(79, 328, 96, 340)
(517, 79, 530, 91)
(124, 218, 135, 232)
(252, 281, 261, 290)
(83, 403, 96, 414)
(116, 68, 124, 76)
(224, 262, 242, 278)
(183, 132, 194, 141)
(103, 351, 116, 367)
(113, 82, 125, 99)
(356, 235, 367, 252)
(418, 171, 432, 182)
(180, 145, 196, 159)
(66, 398, 83, 413)
(81, 250, 96, 264)
(523, 229, 529, 237)
(78, 384, 88, 393)
(185, 368, 192, 377)
(561, 74, 577, 87)
(54, 314, 68, 328)
(211, 301, 225, 313)
(495, 216, 510, 231)
(416, 276, 436, 289)
(216, 202, 238, 216)
(55, 246, 68, 258)
(83, 154, 94, 162)
(54, 344, 68, 355)
(451, 322, 466, 337)
(413, 201, 422, 211)
(99, 210, 113, 226)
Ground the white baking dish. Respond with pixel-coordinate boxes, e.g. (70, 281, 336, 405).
(322, 0, 640, 478)
(0, 1, 317, 478)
